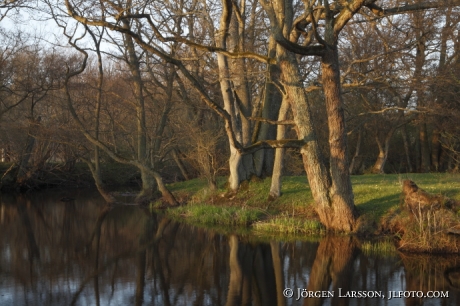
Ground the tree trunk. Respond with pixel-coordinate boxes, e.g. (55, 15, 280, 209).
(278, 46, 356, 231)
(254, 37, 282, 177)
(229, 2, 257, 181)
(431, 129, 441, 172)
(415, 130, 421, 172)
(137, 167, 157, 201)
(153, 171, 178, 206)
(372, 129, 395, 174)
(401, 125, 413, 173)
(349, 128, 363, 175)
(419, 122, 431, 172)
(269, 96, 289, 200)
(228, 148, 242, 192)
(216, 2, 243, 193)
(319, 45, 357, 231)
(372, 144, 387, 174)
(279, 52, 329, 203)
(16, 116, 41, 187)
(172, 149, 190, 180)
(85, 158, 116, 203)
(268, 0, 358, 229)
(122, 28, 147, 164)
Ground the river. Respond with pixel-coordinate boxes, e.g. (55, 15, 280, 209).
(1, 189, 459, 305)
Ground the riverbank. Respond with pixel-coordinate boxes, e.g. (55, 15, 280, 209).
(159, 173, 460, 252)
(0, 162, 141, 191)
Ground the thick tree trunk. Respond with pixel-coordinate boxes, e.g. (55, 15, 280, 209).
(319, 46, 356, 231)
(228, 148, 242, 192)
(262, 1, 358, 231)
(278, 50, 330, 210)
(278, 46, 356, 231)
(136, 167, 157, 201)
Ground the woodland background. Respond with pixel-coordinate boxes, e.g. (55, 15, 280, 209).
(1, 0, 460, 230)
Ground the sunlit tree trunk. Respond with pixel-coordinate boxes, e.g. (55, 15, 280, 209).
(278, 48, 333, 222)
(267, 0, 356, 231)
(229, 4, 255, 180)
(318, 43, 356, 231)
(269, 96, 289, 199)
(216, 1, 243, 193)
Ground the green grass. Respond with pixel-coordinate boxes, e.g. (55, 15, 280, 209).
(253, 213, 325, 235)
(166, 204, 266, 227)
(352, 173, 460, 225)
(162, 173, 460, 239)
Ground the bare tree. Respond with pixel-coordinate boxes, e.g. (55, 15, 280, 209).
(54, 0, 460, 230)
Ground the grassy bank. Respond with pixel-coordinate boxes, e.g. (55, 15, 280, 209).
(159, 173, 460, 247)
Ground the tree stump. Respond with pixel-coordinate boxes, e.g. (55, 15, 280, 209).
(402, 180, 442, 216)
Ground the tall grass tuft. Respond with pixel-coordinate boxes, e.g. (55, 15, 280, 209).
(253, 213, 325, 235)
(398, 206, 460, 253)
(167, 204, 265, 226)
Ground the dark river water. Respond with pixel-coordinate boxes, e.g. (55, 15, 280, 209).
(1, 189, 460, 306)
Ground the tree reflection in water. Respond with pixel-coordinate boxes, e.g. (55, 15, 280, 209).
(0, 189, 460, 305)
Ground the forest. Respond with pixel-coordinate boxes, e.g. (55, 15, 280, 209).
(1, 0, 460, 232)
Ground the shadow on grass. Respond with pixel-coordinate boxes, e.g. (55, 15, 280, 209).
(356, 193, 401, 218)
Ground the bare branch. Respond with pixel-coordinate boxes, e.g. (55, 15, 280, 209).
(248, 116, 295, 125)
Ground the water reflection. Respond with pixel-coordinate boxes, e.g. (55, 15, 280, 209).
(0, 189, 459, 305)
